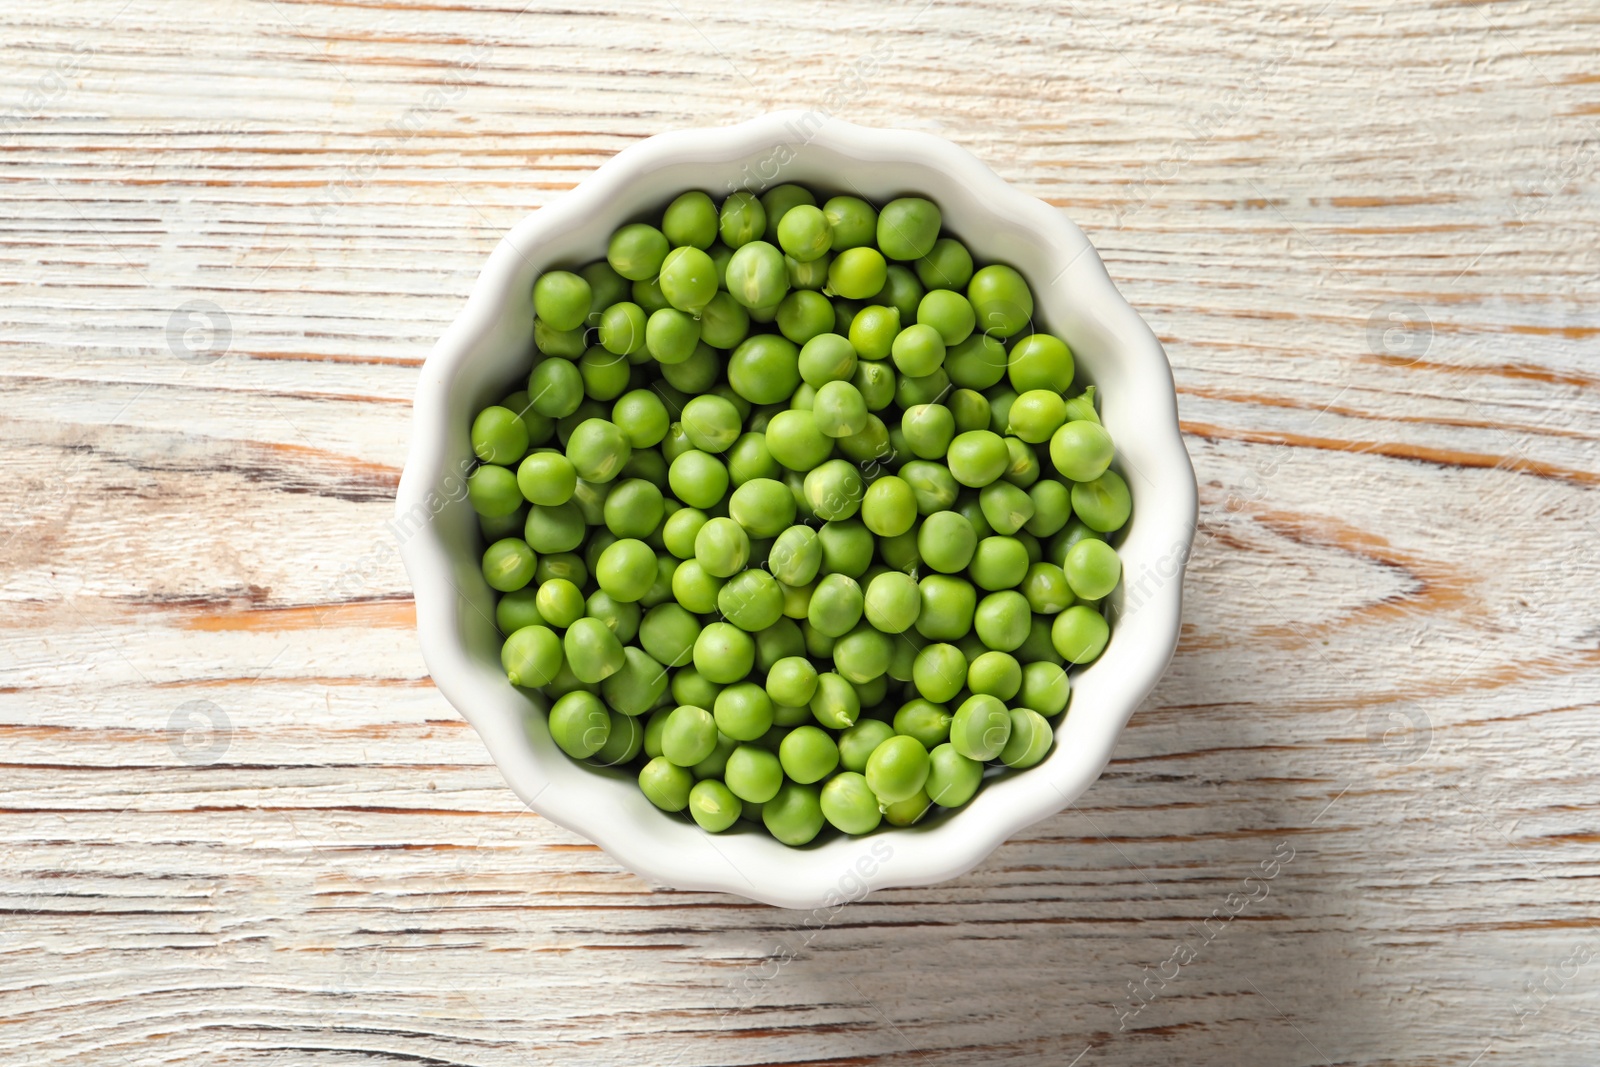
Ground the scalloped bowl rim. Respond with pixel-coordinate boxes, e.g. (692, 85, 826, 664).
(395, 112, 1197, 910)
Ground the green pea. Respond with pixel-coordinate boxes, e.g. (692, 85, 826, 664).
(724, 240, 789, 310)
(967, 264, 1033, 339)
(722, 479, 790, 539)
(917, 289, 975, 347)
(534, 319, 587, 359)
(871, 263, 923, 322)
(563, 418, 632, 484)
(812, 381, 869, 438)
(926, 743, 983, 807)
(640, 556, 678, 609)
(787, 251, 832, 290)
(810, 671, 860, 729)
(797, 332, 857, 388)
(631, 275, 669, 313)
(758, 655, 815, 708)
(726, 432, 779, 486)
(660, 507, 706, 559)
(534, 578, 585, 628)
(688, 516, 745, 578)
(1065, 538, 1122, 600)
(663, 190, 719, 249)
(1020, 661, 1071, 717)
(760, 183, 815, 226)
(690, 731, 740, 781)
(775, 724, 838, 784)
(968, 536, 1028, 591)
(668, 449, 729, 509)
(684, 778, 739, 832)
(893, 699, 952, 748)
(479, 504, 528, 543)
(1024, 480, 1073, 538)
(725, 743, 783, 803)
(586, 590, 642, 644)
(543, 691, 609, 760)
(754, 617, 805, 672)
(978, 480, 1035, 536)
(820, 772, 882, 835)
(912, 642, 966, 703)
(471, 406, 529, 466)
(834, 624, 892, 684)
(831, 720, 889, 775)
(848, 304, 900, 362)
(918, 510, 977, 574)
(607, 222, 670, 281)
(693, 621, 755, 684)
(948, 388, 992, 433)
(591, 710, 644, 766)
(876, 197, 941, 261)
(718, 568, 784, 632)
(502, 389, 555, 447)
(639, 755, 694, 811)
(579, 345, 630, 400)
(808, 573, 864, 638)
(915, 575, 977, 641)
(860, 476, 916, 538)
(898, 404, 953, 461)
(642, 708, 671, 758)
(669, 666, 718, 708)
(536, 551, 589, 588)
(600, 646, 669, 716)
(560, 616, 624, 684)
(1008, 333, 1075, 392)
(637, 603, 701, 667)
(1005, 389, 1064, 444)
(661, 341, 719, 393)
(718, 191, 766, 248)
(533, 269, 593, 332)
(659, 704, 716, 767)
(769, 525, 823, 586)
(654, 246, 716, 316)
(763, 782, 824, 845)
(865, 733, 930, 803)
(815, 519, 872, 578)
(946, 430, 1009, 488)
(1062, 385, 1100, 425)
(595, 538, 656, 602)
(580, 261, 629, 327)
(1000, 707, 1054, 768)
(1049, 420, 1114, 482)
(894, 367, 948, 411)
(1003, 437, 1041, 489)
(772, 289, 833, 345)
(764, 409, 833, 471)
(828, 246, 888, 300)
(567, 477, 608, 525)
(642, 307, 698, 366)
(481, 537, 535, 592)
(599, 478, 663, 539)
(1052, 604, 1110, 664)
(501, 624, 563, 688)
(914, 237, 974, 290)
(851, 359, 896, 411)
(1072, 469, 1132, 532)
(776, 203, 832, 262)
(496, 587, 544, 634)
(1021, 561, 1076, 614)
(883, 323, 942, 379)
(822, 195, 878, 250)
(943, 334, 1005, 392)
(973, 590, 1031, 651)
(524, 500, 585, 553)
(950, 693, 1010, 760)
(803, 459, 864, 521)
(528, 359, 583, 418)
(968, 650, 1022, 700)
(835, 413, 892, 466)
(673, 395, 735, 456)
(727, 334, 801, 405)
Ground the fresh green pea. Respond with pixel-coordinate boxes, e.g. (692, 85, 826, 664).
(660, 507, 707, 560)
(1020, 661, 1071, 716)
(865, 733, 930, 803)
(888, 323, 945, 378)
(662, 341, 720, 392)
(1024, 480, 1073, 538)
(726, 432, 779, 485)
(563, 616, 626, 683)
(912, 642, 966, 703)
(943, 391, 987, 437)
(663, 190, 719, 249)
(502, 624, 563, 688)
(763, 409, 832, 471)
(851, 359, 896, 411)
(718, 568, 784, 631)
(918, 510, 977, 574)
(479, 504, 528, 543)
(1052, 604, 1110, 664)
(482, 537, 536, 592)
(808, 573, 864, 638)
(822, 195, 878, 250)
(694, 516, 750, 578)
(1021, 561, 1075, 614)
(915, 575, 977, 641)
(776, 203, 831, 262)
(979, 480, 1036, 536)
(1071, 469, 1132, 532)
(945, 333, 1008, 391)
(528, 358, 584, 418)
(967, 650, 1022, 700)
(894, 699, 952, 748)
(1002, 437, 1040, 488)
(772, 289, 833, 345)
(525, 500, 585, 553)
(834, 624, 892, 684)
(637, 602, 701, 668)
(585, 590, 642, 644)
(973, 590, 1031, 652)
(760, 183, 815, 226)
(579, 345, 630, 400)
(969, 536, 1030, 591)
(512, 450, 575, 508)
(668, 449, 729, 509)
(693, 621, 755, 683)
(727, 334, 801, 404)
(724, 479, 792, 539)
(642, 708, 671, 758)
(580, 261, 629, 326)
(657, 246, 718, 315)
(718, 191, 766, 248)
(860, 476, 916, 538)
(765, 655, 819, 708)
(601, 478, 664, 539)
(687, 778, 741, 832)
(724, 743, 783, 803)
(607, 223, 670, 281)
(600, 646, 669, 715)
(754, 618, 806, 671)
(882, 789, 931, 826)
(815, 519, 873, 578)
(536, 551, 588, 588)
(848, 304, 900, 361)
(812, 381, 868, 438)
(767, 524, 822, 586)
(950, 693, 1011, 760)
(713, 682, 775, 741)
(496, 587, 544, 634)
(763, 782, 824, 845)
(687, 295, 742, 352)
(534, 578, 584, 628)
(835, 413, 892, 466)
(787, 250, 832, 290)
(1062, 385, 1100, 425)
(926, 743, 983, 807)
(1009, 333, 1075, 392)
(724, 240, 789, 310)
(565, 418, 632, 483)
(876, 197, 941, 261)
(675, 394, 737, 455)
(820, 772, 882, 834)
(803, 458, 864, 521)
(899, 404, 954, 461)
(872, 264, 924, 323)
(502, 389, 556, 447)
(946, 430, 1009, 488)
(639, 555, 677, 608)
(967, 264, 1033, 339)
(535, 319, 587, 359)
(810, 671, 860, 729)
(828, 246, 888, 300)
(1049, 420, 1114, 482)
(1007, 392, 1064, 445)
(1065, 538, 1122, 599)
(533, 270, 593, 332)
(632, 275, 669, 313)
(797, 333, 857, 388)
(595, 537, 656, 602)
(591, 710, 644, 766)
(829, 720, 890, 775)
(471, 406, 529, 466)
(915, 237, 974, 291)
(645, 307, 701, 366)
(567, 477, 608, 525)
(1000, 707, 1054, 768)
(895, 368, 950, 411)
(639, 756, 694, 811)
(917, 289, 975, 346)
(777, 724, 839, 784)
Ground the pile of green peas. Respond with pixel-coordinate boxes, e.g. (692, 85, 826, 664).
(465, 182, 1132, 846)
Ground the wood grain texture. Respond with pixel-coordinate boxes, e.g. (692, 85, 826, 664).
(2, 1, 1597, 1064)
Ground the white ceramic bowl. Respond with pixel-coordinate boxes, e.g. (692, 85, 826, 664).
(395, 111, 1197, 909)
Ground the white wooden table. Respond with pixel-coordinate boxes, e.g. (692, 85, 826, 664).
(3, 3, 1597, 1064)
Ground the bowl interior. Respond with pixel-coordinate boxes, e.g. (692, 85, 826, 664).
(399, 116, 1196, 908)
